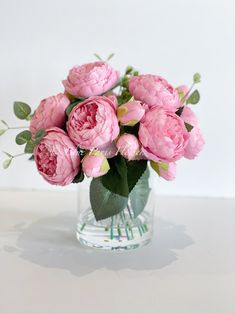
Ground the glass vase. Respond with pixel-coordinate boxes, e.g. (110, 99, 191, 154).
(76, 170, 155, 251)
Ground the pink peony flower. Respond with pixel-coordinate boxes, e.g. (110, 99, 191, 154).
(181, 107, 205, 159)
(151, 161, 176, 181)
(116, 134, 140, 160)
(30, 93, 69, 135)
(34, 127, 80, 186)
(82, 150, 110, 178)
(62, 61, 119, 98)
(139, 106, 189, 162)
(129, 75, 180, 111)
(117, 100, 145, 126)
(67, 96, 119, 149)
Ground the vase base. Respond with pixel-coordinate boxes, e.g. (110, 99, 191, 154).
(76, 209, 153, 251)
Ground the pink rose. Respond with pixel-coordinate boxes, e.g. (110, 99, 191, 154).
(34, 127, 80, 186)
(116, 134, 140, 160)
(82, 150, 110, 178)
(67, 96, 119, 149)
(129, 75, 180, 111)
(30, 93, 69, 135)
(62, 61, 119, 98)
(139, 106, 189, 162)
(117, 100, 145, 126)
(181, 107, 204, 159)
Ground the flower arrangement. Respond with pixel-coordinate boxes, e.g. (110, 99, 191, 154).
(1, 55, 204, 227)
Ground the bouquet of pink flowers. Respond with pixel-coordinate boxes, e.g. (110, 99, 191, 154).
(1, 57, 204, 222)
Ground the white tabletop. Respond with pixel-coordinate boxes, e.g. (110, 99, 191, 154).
(0, 190, 234, 314)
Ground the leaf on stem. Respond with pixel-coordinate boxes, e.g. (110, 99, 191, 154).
(3, 158, 12, 169)
(0, 129, 6, 136)
(14, 102, 31, 120)
(193, 73, 201, 84)
(186, 90, 200, 105)
(15, 130, 32, 145)
(90, 177, 128, 221)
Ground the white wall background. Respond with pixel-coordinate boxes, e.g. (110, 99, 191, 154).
(0, 0, 234, 197)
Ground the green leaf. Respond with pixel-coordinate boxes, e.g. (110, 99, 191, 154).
(0, 129, 6, 136)
(185, 122, 194, 132)
(130, 167, 151, 218)
(186, 90, 200, 105)
(3, 151, 13, 158)
(13, 102, 31, 120)
(126, 160, 147, 192)
(66, 99, 83, 116)
(24, 140, 36, 154)
(15, 130, 32, 145)
(106, 53, 115, 61)
(90, 177, 128, 221)
(3, 158, 12, 169)
(193, 73, 201, 84)
(35, 129, 46, 140)
(94, 53, 103, 61)
(101, 155, 129, 197)
(29, 155, 34, 161)
(73, 170, 85, 183)
(0, 120, 8, 127)
(125, 66, 133, 75)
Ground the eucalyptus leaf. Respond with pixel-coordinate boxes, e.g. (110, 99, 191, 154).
(186, 90, 200, 105)
(35, 129, 46, 140)
(193, 73, 201, 84)
(24, 140, 36, 154)
(15, 130, 32, 145)
(90, 177, 128, 221)
(106, 53, 115, 61)
(14, 102, 31, 120)
(3, 158, 12, 169)
(130, 167, 151, 218)
(3, 151, 13, 158)
(0, 129, 6, 136)
(0, 120, 8, 127)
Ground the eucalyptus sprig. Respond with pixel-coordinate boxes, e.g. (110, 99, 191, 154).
(2, 152, 26, 169)
(0, 119, 28, 137)
(181, 73, 201, 105)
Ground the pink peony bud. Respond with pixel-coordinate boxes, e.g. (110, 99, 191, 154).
(117, 100, 145, 126)
(176, 85, 189, 105)
(82, 150, 110, 178)
(116, 134, 140, 160)
(151, 161, 176, 181)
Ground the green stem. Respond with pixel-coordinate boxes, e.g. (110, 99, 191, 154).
(181, 82, 195, 103)
(8, 126, 28, 130)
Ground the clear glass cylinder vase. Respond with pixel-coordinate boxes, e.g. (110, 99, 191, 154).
(76, 170, 155, 251)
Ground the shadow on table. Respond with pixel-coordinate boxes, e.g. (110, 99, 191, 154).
(4, 212, 194, 277)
